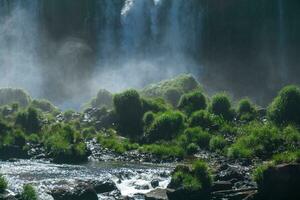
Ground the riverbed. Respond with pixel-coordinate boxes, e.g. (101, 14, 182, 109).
(0, 159, 173, 199)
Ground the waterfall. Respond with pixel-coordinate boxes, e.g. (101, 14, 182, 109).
(0, 0, 41, 96)
(278, 0, 287, 82)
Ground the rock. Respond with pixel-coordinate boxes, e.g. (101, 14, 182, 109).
(145, 188, 168, 200)
(135, 184, 150, 190)
(216, 166, 244, 182)
(211, 181, 233, 191)
(89, 179, 117, 194)
(151, 179, 160, 188)
(257, 163, 300, 200)
(166, 188, 210, 200)
(50, 183, 98, 200)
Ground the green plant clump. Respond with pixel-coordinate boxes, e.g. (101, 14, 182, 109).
(113, 89, 143, 138)
(210, 93, 235, 121)
(20, 184, 38, 200)
(178, 91, 207, 115)
(0, 175, 8, 194)
(268, 85, 300, 126)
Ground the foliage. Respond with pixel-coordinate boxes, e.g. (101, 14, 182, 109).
(178, 90, 207, 115)
(180, 127, 211, 149)
(228, 122, 282, 159)
(15, 107, 41, 134)
(113, 89, 143, 138)
(170, 160, 212, 191)
(210, 93, 235, 121)
(20, 184, 38, 200)
(141, 74, 201, 99)
(0, 88, 31, 107)
(146, 111, 185, 142)
(186, 143, 199, 155)
(97, 130, 139, 154)
(268, 85, 300, 126)
(140, 143, 185, 158)
(209, 135, 227, 152)
(43, 123, 88, 163)
(30, 99, 58, 113)
(0, 175, 8, 194)
(237, 98, 257, 121)
(143, 111, 155, 128)
(272, 150, 300, 164)
(141, 97, 169, 113)
(163, 88, 183, 107)
(91, 89, 113, 109)
(189, 110, 220, 130)
(253, 162, 274, 183)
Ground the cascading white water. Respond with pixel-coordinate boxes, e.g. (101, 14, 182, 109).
(0, 0, 41, 96)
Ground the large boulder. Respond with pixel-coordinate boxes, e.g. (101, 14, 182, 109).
(145, 188, 168, 200)
(50, 183, 98, 200)
(257, 163, 300, 200)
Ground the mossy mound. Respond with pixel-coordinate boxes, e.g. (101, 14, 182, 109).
(0, 88, 31, 107)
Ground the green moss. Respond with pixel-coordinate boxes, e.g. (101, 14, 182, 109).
(178, 91, 207, 115)
(0, 88, 31, 108)
(146, 111, 185, 142)
(237, 98, 257, 121)
(30, 99, 58, 114)
(186, 143, 199, 155)
(268, 85, 300, 126)
(0, 175, 8, 194)
(140, 143, 185, 158)
(20, 184, 38, 200)
(141, 74, 201, 99)
(113, 89, 143, 138)
(210, 93, 235, 121)
(209, 135, 227, 153)
(182, 127, 211, 149)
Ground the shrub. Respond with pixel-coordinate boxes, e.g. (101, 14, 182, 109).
(113, 90, 143, 138)
(189, 110, 219, 129)
(43, 124, 88, 163)
(170, 160, 212, 191)
(272, 150, 300, 164)
(210, 93, 234, 121)
(30, 99, 58, 113)
(209, 136, 227, 152)
(268, 85, 300, 125)
(97, 130, 139, 154)
(143, 111, 155, 127)
(253, 162, 274, 183)
(183, 127, 211, 149)
(15, 107, 41, 134)
(146, 111, 184, 142)
(178, 91, 207, 115)
(141, 98, 168, 113)
(186, 143, 199, 155)
(20, 184, 38, 200)
(228, 123, 282, 159)
(0, 88, 31, 107)
(91, 89, 113, 109)
(237, 98, 256, 121)
(140, 143, 185, 158)
(163, 88, 182, 107)
(0, 175, 8, 194)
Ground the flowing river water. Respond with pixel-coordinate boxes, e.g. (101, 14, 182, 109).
(0, 159, 173, 199)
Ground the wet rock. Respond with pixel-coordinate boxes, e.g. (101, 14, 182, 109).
(145, 188, 168, 200)
(166, 188, 210, 200)
(50, 183, 98, 200)
(151, 179, 160, 188)
(135, 184, 150, 190)
(212, 181, 233, 191)
(89, 179, 117, 194)
(216, 166, 244, 182)
(257, 163, 300, 200)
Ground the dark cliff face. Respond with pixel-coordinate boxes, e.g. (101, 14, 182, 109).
(0, 0, 299, 107)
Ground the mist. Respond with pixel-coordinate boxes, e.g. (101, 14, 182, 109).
(1, 0, 300, 109)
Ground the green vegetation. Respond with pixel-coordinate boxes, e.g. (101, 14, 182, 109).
(113, 89, 143, 138)
(20, 184, 38, 200)
(209, 135, 227, 153)
(97, 130, 139, 154)
(237, 98, 257, 121)
(210, 93, 235, 121)
(180, 127, 211, 149)
(145, 111, 184, 142)
(0, 175, 8, 194)
(43, 123, 88, 163)
(141, 74, 200, 103)
(170, 160, 212, 191)
(15, 107, 41, 134)
(85, 89, 113, 109)
(140, 143, 185, 159)
(268, 85, 300, 126)
(189, 110, 219, 130)
(0, 88, 31, 107)
(30, 99, 58, 114)
(178, 90, 207, 115)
